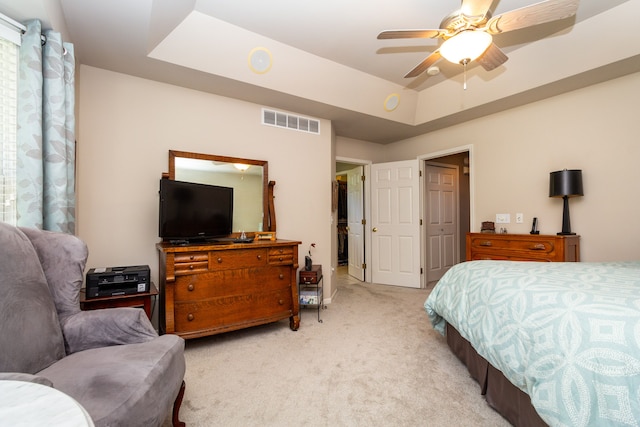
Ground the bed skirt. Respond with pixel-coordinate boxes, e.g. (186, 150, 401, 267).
(446, 323, 547, 427)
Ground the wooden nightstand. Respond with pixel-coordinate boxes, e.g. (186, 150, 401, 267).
(80, 283, 158, 319)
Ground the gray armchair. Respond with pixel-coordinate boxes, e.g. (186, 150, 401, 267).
(0, 222, 186, 426)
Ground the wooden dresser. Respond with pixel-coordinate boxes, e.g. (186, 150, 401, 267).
(466, 233, 580, 262)
(157, 239, 301, 339)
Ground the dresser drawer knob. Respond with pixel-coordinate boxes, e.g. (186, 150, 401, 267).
(187, 313, 194, 321)
(279, 273, 284, 280)
(189, 265, 194, 270)
(278, 299, 284, 305)
(279, 257, 283, 261)
(187, 284, 194, 291)
(217, 257, 223, 263)
(189, 255, 195, 260)
(257, 255, 262, 260)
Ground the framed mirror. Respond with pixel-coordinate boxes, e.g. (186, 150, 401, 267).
(168, 150, 273, 234)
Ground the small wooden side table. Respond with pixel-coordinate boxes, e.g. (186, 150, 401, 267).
(80, 283, 158, 319)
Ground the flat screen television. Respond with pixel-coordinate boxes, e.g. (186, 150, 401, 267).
(159, 179, 233, 242)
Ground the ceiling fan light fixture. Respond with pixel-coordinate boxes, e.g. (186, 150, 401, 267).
(440, 31, 492, 65)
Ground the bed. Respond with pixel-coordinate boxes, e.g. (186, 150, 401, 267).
(424, 260, 640, 426)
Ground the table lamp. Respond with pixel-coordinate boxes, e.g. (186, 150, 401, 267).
(549, 169, 583, 235)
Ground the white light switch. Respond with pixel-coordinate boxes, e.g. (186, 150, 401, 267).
(516, 213, 524, 223)
(496, 213, 510, 224)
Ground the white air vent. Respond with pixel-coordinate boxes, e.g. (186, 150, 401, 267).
(262, 108, 320, 135)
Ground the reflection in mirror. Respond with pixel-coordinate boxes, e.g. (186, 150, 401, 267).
(169, 151, 269, 234)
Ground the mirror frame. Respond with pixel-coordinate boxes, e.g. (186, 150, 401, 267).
(168, 150, 274, 233)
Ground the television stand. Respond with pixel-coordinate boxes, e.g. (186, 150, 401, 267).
(156, 238, 301, 338)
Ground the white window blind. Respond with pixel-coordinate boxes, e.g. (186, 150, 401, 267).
(0, 34, 19, 224)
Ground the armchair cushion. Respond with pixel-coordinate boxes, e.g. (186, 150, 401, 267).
(38, 334, 185, 427)
(0, 223, 65, 374)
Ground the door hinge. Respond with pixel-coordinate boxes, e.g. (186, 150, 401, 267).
(361, 263, 366, 269)
(420, 267, 423, 274)
(361, 218, 366, 225)
(419, 170, 423, 177)
(420, 219, 423, 225)
(361, 175, 365, 181)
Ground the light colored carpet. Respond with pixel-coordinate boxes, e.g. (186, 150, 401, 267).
(164, 270, 510, 427)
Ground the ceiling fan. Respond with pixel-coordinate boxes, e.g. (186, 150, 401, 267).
(378, 0, 580, 79)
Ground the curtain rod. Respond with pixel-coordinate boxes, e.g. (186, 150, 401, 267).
(0, 12, 26, 32)
(0, 12, 55, 47)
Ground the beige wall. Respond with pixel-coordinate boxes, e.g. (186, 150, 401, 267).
(77, 65, 335, 301)
(77, 64, 640, 308)
(338, 71, 640, 262)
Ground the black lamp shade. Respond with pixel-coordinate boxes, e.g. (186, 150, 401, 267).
(549, 169, 583, 198)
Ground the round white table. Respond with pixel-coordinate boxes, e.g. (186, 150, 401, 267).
(0, 380, 94, 426)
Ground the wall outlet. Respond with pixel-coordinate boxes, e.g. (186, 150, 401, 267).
(495, 213, 510, 224)
(516, 213, 524, 224)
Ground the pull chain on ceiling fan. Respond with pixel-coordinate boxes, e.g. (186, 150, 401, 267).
(378, 0, 580, 86)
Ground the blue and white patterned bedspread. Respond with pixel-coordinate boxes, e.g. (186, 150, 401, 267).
(424, 260, 640, 427)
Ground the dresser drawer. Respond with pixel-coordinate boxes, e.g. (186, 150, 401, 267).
(174, 252, 209, 263)
(174, 288, 293, 333)
(268, 246, 294, 265)
(174, 266, 292, 301)
(211, 248, 268, 269)
(174, 251, 209, 275)
(469, 236, 556, 254)
(469, 253, 553, 261)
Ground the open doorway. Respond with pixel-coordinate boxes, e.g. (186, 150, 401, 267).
(336, 149, 470, 289)
(421, 150, 471, 287)
(336, 160, 367, 282)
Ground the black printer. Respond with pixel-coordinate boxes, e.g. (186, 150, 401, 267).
(85, 265, 150, 299)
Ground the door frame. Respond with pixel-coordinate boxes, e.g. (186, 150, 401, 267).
(418, 144, 475, 288)
(335, 156, 372, 283)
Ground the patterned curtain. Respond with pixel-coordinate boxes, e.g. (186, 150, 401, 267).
(17, 19, 76, 233)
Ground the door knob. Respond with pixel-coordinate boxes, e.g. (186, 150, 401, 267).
(372, 227, 378, 232)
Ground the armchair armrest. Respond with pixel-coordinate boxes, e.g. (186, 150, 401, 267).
(62, 307, 158, 354)
(0, 372, 53, 387)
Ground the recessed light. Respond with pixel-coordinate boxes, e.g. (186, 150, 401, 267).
(384, 93, 400, 112)
(248, 47, 272, 74)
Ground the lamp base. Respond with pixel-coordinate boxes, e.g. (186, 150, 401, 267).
(557, 232, 576, 236)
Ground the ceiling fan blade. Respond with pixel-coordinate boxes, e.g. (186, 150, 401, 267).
(404, 51, 442, 78)
(460, 0, 494, 24)
(476, 43, 508, 71)
(485, 0, 579, 34)
(377, 29, 447, 40)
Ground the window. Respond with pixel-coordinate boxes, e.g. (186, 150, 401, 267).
(0, 24, 20, 225)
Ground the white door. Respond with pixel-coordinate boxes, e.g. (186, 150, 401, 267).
(425, 163, 458, 283)
(370, 160, 421, 288)
(347, 166, 365, 281)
